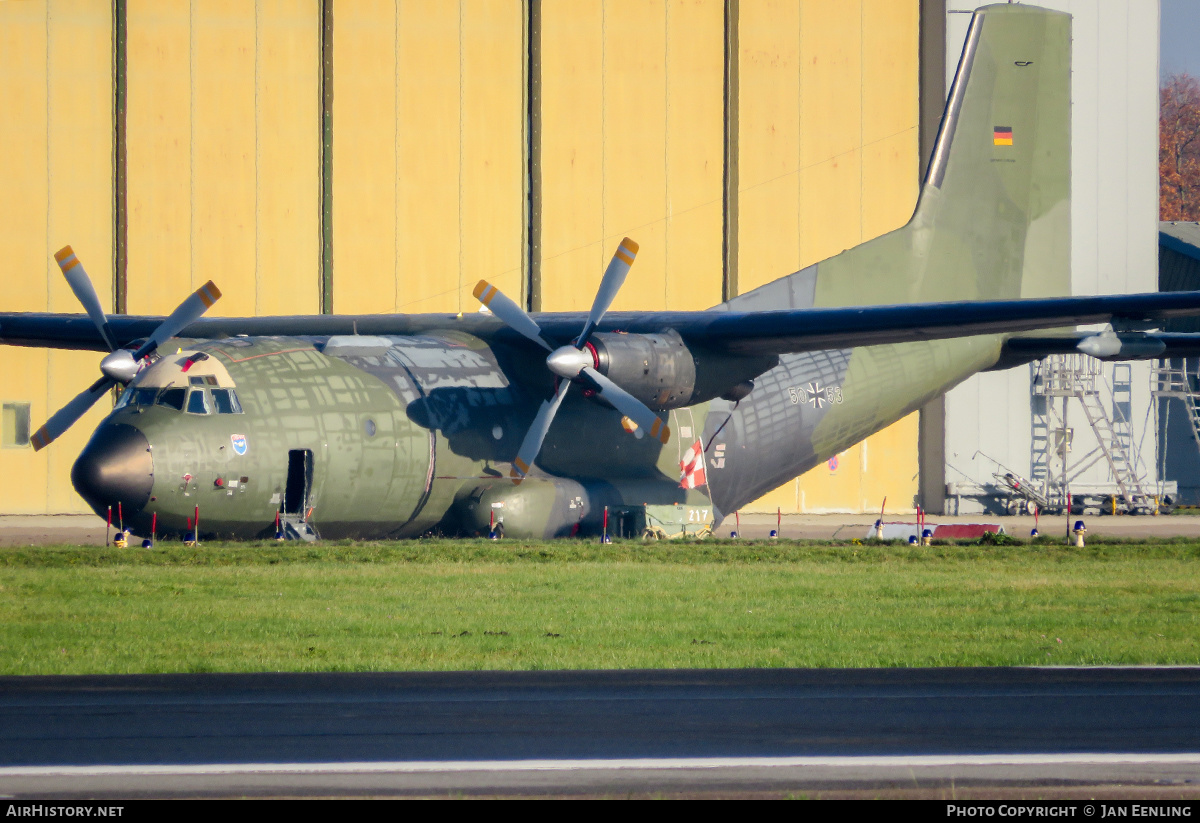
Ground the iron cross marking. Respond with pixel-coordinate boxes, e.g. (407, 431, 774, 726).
(805, 381, 829, 408)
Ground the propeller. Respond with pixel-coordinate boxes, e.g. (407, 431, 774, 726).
(29, 246, 222, 452)
(473, 237, 670, 482)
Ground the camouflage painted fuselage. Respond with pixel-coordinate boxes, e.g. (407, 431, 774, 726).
(78, 327, 996, 540)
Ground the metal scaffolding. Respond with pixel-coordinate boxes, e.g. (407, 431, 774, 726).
(1151, 359, 1200, 506)
(1016, 355, 1154, 514)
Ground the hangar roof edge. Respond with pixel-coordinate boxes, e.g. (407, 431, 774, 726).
(1160, 222, 1200, 265)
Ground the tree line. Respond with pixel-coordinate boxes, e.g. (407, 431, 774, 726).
(1162, 73, 1200, 221)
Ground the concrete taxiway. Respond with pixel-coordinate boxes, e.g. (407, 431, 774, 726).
(5, 512, 1200, 546)
(1, 667, 1198, 798)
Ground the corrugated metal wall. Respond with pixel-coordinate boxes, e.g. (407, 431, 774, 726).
(0, 0, 921, 515)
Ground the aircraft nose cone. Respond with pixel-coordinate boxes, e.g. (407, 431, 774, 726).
(71, 424, 153, 517)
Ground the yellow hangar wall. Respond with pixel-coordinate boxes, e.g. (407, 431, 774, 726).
(736, 0, 921, 514)
(538, 0, 725, 314)
(0, 1, 114, 513)
(0, 0, 920, 516)
(125, 0, 321, 319)
(332, 0, 526, 315)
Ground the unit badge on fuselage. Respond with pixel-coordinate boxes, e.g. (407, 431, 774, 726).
(231, 434, 248, 456)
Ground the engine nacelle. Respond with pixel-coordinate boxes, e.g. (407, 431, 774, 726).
(589, 330, 696, 410)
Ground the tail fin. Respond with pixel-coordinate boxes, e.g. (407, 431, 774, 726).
(727, 4, 1071, 311)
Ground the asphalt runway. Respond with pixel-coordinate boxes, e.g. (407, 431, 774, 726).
(1, 667, 1199, 798)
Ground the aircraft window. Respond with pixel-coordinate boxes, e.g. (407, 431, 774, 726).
(157, 388, 186, 411)
(114, 387, 155, 411)
(211, 388, 243, 414)
(205, 375, 219, 386)
(189, 376, 206, 386)
(186, 389, 212, 415)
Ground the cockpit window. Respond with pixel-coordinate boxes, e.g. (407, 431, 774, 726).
(115, 387, 158, 411)
(211, 388, 243, 414)
(186, 389, 211, 415)
(156, 388, 186, 411)
(133, 388, 158, 407)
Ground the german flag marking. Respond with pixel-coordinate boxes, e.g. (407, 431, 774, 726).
(993, 126, 1013, 146)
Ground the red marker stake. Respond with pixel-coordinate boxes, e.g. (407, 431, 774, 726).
(603, 506, 609, 543)
(735, 510, 740, 538)
(777, 507, 781, 538)
(106, 506, 112, 547)
(151, 512, 157, 545)
(118, 501, 123, 533)
(490, 509, 495, 532)
(195, 505, 200, 546)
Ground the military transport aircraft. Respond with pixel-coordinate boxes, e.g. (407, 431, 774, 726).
(4, 4, 1200, 540)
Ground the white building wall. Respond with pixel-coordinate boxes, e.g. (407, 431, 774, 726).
(942, 1, 1161, 511)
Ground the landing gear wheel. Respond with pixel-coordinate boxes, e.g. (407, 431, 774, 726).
(641, 528, 660, 541)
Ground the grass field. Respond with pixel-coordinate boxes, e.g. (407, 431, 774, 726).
(1, 538, 1198, 675)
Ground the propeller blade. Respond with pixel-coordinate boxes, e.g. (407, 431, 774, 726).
(576, 237, 638, 349)
(54, 246, 116, 351)
(29, 377, 115, 452)
(132, 281, 222, 360)
(580, 366, 670, 444)
(473, 280, 552, 352)
(510, 379, 572, 481)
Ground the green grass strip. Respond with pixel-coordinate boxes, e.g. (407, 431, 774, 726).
(1, 539, 1198, 674)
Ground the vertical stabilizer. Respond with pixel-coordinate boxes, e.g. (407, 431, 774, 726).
(727, 4, 1071, 311)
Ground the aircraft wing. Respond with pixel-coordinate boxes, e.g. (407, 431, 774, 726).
(659, 291, 1200, 356)
(5, 289, 1200, 356)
